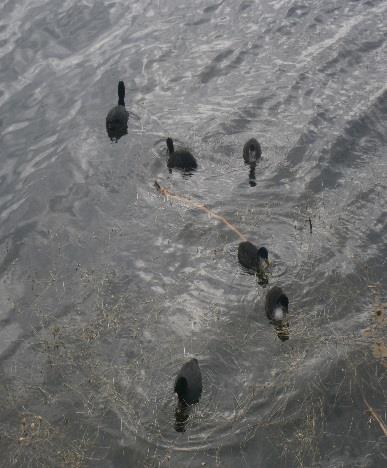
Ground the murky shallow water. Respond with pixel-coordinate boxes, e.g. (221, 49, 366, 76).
(0, 0, 386, 466)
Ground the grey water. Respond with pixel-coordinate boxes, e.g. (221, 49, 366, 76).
(0, 0, 386, 466)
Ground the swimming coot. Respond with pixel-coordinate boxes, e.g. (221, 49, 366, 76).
(166, 137, 197, 171)
(174, 358, 202, 405)
(243, 138, 262, 165)
(265, 286, 289, 322)
(238, 241, 269, 272)
(106, 81, 129, 141)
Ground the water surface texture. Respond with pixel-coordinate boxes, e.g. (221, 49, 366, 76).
(0, 0, 386, 466)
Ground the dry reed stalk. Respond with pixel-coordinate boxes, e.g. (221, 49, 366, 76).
(363, 397, 387, 437)
(154, 181, 247, 242)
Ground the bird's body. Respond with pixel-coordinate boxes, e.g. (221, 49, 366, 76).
(243, 138, 262, 165)
(238, 241, 269, 272)
(106, 81, 129, 141)
(166, 138, 197, 171)
(265, 286, 289, 323)
(174, 358, 202, 405)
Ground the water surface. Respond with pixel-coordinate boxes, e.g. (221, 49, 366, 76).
(0, 0, 386, 466)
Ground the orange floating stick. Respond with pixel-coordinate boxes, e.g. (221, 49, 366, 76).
(154, 181, 247, 242)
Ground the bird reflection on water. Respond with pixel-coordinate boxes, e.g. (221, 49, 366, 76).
(274, 322, 290, 341)
(248, 163, 256, 187)
(174, 401, 191, 433)
(242, 138, 261, 187)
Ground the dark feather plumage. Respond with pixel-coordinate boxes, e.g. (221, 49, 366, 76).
(243, 138, 262, 165)
(166, 137, 197, 171)
(265, 286, 289, 322)
(106, 81, 129, 141)
(174, 358, 202, 405)
(238, 241, 269, 272)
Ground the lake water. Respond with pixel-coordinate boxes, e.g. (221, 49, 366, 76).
(0, 0, 386, 466)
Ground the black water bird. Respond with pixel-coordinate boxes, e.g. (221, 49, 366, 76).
(265, 286, 289, 323)
(166, 137, 197, 172)
(174, 358, 202, 432)
(174, 358, 202, 405)
(238, 241, 269, 273)
(243, 138, 262, 165)
(106, 81, 129, 141)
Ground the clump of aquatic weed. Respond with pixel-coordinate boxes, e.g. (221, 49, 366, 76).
(0, 269, 131, 466)
(364, 283, 387, 369)
(2, 412, 92, 468)
(35, 270, 126, 368)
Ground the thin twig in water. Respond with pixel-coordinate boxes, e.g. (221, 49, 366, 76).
(363, 397, 387, 437)
(154, 180, 247, 242)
